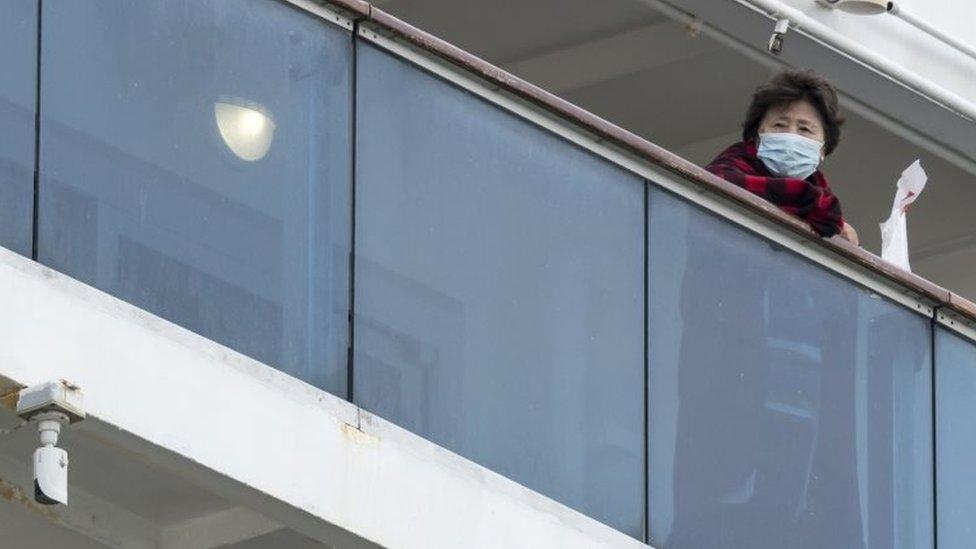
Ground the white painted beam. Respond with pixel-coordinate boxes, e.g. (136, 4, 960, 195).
(159, 507, 283, 549)
(0, 248, 648, 549)
(501, 20, 719, 93)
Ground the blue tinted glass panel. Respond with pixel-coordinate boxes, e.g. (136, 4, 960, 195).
(935, 327, 976, 548)
(0, 0, 36, 256)
(38, 0, 351, 394)
(648, 188, 933, 548)
(354, 42, 644, 537)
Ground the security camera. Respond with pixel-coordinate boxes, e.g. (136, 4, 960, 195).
(16, 381, 85, 506)
(32, 412, 69, 505)
(768, 18, 790, 55)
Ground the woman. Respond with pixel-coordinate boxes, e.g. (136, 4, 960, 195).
(706, 70, 859, 245)
(663, 70, 867, 548)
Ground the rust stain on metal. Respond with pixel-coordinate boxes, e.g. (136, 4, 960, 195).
(59, 379, 81, 392)
(325, 0, 371, 18)
(340, 421, 380, 447)
(0, 390, 19, 412)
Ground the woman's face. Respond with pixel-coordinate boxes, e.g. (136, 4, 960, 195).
(759, 99, 826, 159)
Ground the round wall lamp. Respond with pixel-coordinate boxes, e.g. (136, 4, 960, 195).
(816, 0, 976, 63)
(816, 0, 889, 15)
(214, 98, 276, 162)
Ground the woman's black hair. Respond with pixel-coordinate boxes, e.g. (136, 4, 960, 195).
(742, 70, 845, 155)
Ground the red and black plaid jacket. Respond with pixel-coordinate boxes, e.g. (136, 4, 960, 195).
(705, 141, 844, 237)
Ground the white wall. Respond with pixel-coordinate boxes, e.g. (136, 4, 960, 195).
(776, 0, 976, 107)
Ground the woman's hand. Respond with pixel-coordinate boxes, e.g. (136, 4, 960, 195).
(839, 221, 859, 247)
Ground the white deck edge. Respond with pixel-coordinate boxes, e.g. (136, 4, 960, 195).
(936, 308, 976, 343)
(357, 23, 937, 318)
(0, 248, 650, 549)
(281, 0, 357, 31)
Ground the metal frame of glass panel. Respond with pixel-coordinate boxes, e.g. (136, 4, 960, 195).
(936, 310, 976, 343)
(279, 0, 357, 31)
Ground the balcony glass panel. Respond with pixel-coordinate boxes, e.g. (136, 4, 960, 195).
(648, 187, 933, 548)
(38, 0, 351, 394)
(935, 327, 976, 548)
(0, 0, 37, 257)
(354, 41, 645, 537)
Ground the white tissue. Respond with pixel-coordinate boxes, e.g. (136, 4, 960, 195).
(880, 160, 927, 271)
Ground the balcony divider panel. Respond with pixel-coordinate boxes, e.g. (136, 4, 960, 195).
(0, 0, 38, 257)
(647, 186, 934, 548)
(37, 0, 352, 396)
(933, 326, 976, 548)
(353, 39, 645, 538)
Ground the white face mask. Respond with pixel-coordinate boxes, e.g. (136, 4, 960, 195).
(756, 132, 824, 180)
